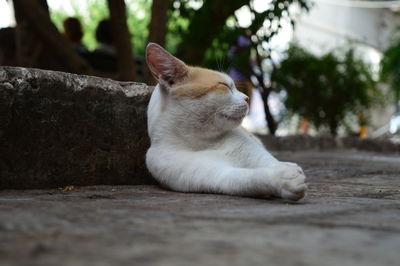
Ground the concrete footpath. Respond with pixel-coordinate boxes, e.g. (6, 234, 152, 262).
(1, 150, 400, 266)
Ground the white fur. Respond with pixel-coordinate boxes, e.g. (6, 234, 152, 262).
(145, 45, 307, 201)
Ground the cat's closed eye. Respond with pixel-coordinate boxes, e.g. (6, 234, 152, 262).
(218, 82, 232, 91)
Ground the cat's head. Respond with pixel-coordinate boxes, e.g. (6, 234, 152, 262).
(146, 43, 249, 133)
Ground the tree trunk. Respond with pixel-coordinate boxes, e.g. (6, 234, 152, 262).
(13, 0, 48, 68)
(261, 90, 277, 135)
(252, 44, 277, 135)
(107, 0, 136, 81)
(12, 0, 93, 75)
(177, 0, 248, 64)
(253, 65, 277, 135)
(148, 0, 169, 47)
(145, 0, 170, 84)
(329, 119, 338, 136)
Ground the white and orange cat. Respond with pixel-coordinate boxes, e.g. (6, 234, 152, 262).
(145, 43, 307, 201)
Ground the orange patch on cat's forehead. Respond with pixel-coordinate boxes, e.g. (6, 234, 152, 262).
(172, 67, 232, 98)
(188, 67, 229, 84)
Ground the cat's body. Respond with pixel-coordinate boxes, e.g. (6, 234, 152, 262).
(145, 43, 307, 201)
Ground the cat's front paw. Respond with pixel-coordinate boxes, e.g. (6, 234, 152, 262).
(276, 163, 307, 201)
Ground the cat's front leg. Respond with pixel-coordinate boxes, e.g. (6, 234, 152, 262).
(234, 136, 307, 200)
(221, 164, 307, 200)
(146, 146, 307, 200)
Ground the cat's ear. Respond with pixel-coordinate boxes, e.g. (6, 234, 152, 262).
(146, 43, 188, 88)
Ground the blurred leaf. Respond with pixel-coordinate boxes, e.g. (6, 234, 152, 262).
(272, 44, 380, 135)
(381, 36, 400, 101)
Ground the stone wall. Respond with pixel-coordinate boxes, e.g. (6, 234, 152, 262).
(0, 66, 156, 189)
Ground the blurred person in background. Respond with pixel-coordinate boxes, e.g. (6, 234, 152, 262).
(63, 17, 88, 56)
(87, 19, 117, 74)
(94, 19, 116, 57)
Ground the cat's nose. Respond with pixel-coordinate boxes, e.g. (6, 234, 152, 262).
(244, 96, 250, 104)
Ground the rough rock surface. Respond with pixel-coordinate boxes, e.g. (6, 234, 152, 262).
(1, 150, 400, 266)
(0, 66, 156, 189)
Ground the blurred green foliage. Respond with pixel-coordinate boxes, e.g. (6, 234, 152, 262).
(165, 1, 191, 54)
(171, 0, 311, 68)
(271, 44, 380, 135)
(381, 36, 400, 108)
(49, 0, 310, 64)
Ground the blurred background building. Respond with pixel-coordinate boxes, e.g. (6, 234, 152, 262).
(293, 0, 400, 137)
(295, 0, 400, 54)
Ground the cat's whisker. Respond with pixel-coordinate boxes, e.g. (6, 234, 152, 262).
(215, 54, 220, 72)
(221, 54, 226, 71)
